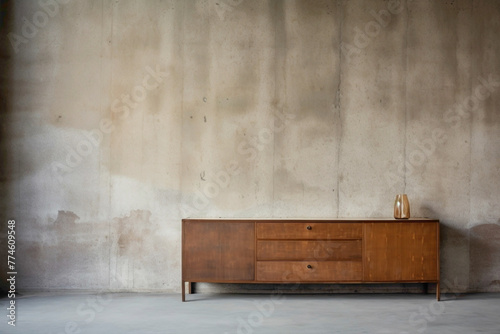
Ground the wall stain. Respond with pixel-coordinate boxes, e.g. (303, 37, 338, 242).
(53, 210, 80, 226)
(114, 210, 153, 257)
(108, 210, 171, 289)
(470, 223, 500, 291)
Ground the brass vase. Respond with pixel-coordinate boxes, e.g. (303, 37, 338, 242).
(394, 194, 410, 219)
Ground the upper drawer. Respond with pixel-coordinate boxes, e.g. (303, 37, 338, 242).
(256, 222, 362, 240)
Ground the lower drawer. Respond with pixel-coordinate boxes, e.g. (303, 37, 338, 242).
(256, 261, 362, 282)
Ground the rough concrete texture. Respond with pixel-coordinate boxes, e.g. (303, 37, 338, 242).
(0, 0, 499, 293)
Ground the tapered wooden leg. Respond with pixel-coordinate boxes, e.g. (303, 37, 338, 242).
(188, 282, 192, 294)
(436, 282, 440, 301)
(182, 281, 185, 302)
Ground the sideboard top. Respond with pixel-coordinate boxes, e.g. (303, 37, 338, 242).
(182, 217, 439, 223)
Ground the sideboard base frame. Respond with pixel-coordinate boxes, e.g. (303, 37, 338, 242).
(181, 281, 440, 302)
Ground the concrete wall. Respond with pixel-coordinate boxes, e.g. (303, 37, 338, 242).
(0, 0, 499, 293)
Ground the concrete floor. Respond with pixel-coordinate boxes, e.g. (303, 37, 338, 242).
(1, 292, 499, 334)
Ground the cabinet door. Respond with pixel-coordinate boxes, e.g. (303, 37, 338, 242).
(182, 221, 255, 281)
(364, 223, 438, 282)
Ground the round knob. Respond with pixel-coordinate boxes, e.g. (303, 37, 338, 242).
(306, 225, 312, 230)
(307, 265, 312, 269)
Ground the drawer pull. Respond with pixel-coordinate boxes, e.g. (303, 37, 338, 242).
(306, 225, 312, 230)
(307, 265, 312, 269)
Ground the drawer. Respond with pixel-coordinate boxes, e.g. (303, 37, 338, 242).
(257, 240, 362, 261)
(256, 261, 362, 282)
(256, 222, 362, 240)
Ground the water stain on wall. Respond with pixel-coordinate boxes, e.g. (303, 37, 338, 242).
(114, 209, 153, 257)
(110, 210, 171, 289)
(54, 210, 80, 225)
(470, 223, 500, 291)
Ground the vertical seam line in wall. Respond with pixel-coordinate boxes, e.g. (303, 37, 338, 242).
(178, 0, 187, 219)
(99, 0, 104, 208)
(403, 0, 410, 194)
(469, 0, 473, 222)
(272, 0, 279, 217)
(108, 0, 114, 289)
(336, 0, 343, 218)
(467, 0, 473, 288)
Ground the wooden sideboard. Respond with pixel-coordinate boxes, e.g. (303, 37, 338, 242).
(182, 218, 440, 301)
